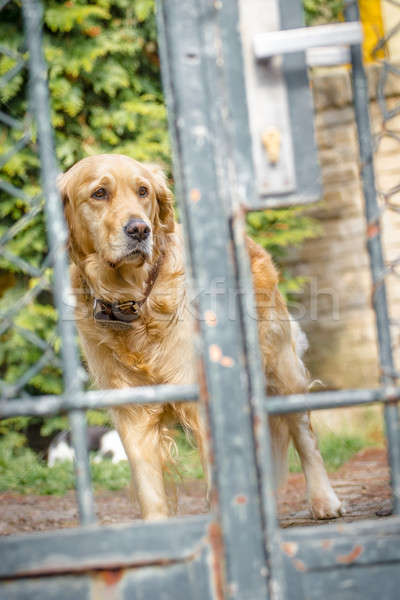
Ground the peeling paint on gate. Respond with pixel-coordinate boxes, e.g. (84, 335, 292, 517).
(208, 521, 225, 600)
(337, 545, 364, 565)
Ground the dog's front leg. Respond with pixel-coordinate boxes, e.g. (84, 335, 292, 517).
(112, 406, 169, 521)
(287, 412, 344, 519)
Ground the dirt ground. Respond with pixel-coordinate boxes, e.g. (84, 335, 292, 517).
(0, 447, 391, 536)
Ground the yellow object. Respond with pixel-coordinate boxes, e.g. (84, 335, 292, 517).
(359, 0, 385, 62)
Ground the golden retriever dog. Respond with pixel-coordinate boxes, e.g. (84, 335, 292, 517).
(58, 153, 343, 521)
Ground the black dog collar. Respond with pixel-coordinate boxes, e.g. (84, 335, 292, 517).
(93, 298, 141, 323)
(92, 255, 163, 326)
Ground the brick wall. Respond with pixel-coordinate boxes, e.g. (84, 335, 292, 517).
(287, 65, 400, 389)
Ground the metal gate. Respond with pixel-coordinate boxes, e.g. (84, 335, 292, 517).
(1, 0, 400, 598)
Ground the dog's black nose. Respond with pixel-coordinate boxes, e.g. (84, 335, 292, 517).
(124, 218, 150, 241)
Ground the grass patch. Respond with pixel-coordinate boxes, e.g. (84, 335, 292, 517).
(289, 432, 373, 473)
(0, 432, 76, 495)
(0, 425, 377, 495)
(174, 430, 204, 480)
(0, 429, 202, 495)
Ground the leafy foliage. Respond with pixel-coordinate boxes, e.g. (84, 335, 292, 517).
(246, 207, 321, 298)
(303, 0, 344, 25)
(0, 0, 168, 403)
(0, 0, 321, 446)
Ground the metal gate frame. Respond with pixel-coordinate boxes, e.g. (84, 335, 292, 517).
(1, 0, 400, 598)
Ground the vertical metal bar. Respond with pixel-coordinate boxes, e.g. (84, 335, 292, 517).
(21, 0, 96, 525)
(345, 0, 400, 514)
(156, 2, 271, 598)
(230, 216, 287, 600)
(214, 2, 287, 598)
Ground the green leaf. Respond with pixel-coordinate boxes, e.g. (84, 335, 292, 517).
(45, 6, 110, 33)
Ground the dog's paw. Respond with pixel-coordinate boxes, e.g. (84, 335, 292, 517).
(310, 490, 344, 520)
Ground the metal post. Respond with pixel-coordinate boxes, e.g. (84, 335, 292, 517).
(156, 1, 273, 597)
(21, 0, 96, 525)
(345, 0, 400, 514)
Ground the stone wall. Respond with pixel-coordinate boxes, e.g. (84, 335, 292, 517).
(287, 65, 400, 390)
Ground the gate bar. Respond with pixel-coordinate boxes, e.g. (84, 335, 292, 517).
(0, 514, 210, 579)
(3, 382, 398, 419)
(345, 0, 400, 515)
(0, 384, 198, 418)
(253, 21, 363, 59)
(215, 1, 289, 596)
(156, 2, 272, 597)
(265, 386, 400, 414)
(22, 0, 96, 526)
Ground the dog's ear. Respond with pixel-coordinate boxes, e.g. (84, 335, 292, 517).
(57, 172, 74, 236)
(145, 164, 175, 234)
(57, 172, 69, 208)
(57, 171, 82, 262)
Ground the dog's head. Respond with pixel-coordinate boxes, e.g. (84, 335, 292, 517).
(58, 154, 174, 268)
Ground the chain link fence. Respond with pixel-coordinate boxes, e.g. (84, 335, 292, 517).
(0, 1, 64, 403)
(373, 0, 400, 379)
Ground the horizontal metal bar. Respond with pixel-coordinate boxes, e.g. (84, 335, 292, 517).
(306, 46, 351, 67)
(243, 193, 322, 211)
(265, 386, 400, 414)
(0, 384, 199, 417)
(280, 515, 400, 569)
(0, 514, 210, 578)
(4, 384, 399, 418)
(254, 22, 363, 60)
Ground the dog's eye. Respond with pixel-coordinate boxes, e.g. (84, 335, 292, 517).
(92, 187, 108, 200)
(138, 185, 149, 198)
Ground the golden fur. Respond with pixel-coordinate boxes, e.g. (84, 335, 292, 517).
(59, 153, 343, 520)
